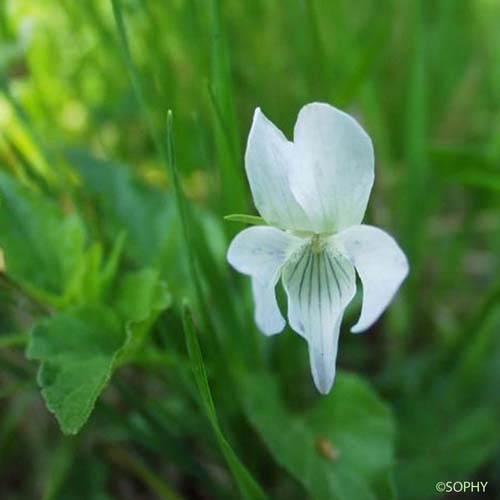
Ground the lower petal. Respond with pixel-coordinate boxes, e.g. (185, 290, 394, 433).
(308, 315, 342, 394)
(282, 243, 356, 393)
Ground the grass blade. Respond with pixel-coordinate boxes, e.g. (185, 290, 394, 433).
(105, 446, 186, 500)
(209, 0, 247, 216)
(182, 304, 268, 500)
(165, 111, 209, 326)
(402, 0, 428, 275)
(110, 0, 164, 161)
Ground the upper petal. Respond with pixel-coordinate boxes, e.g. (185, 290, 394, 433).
(290, 103, 374, 233)
(227, 226, 302, 335)
(334, 225, 409, 333)
(245, 108, 311, 231)
(282, 242, 356, 393)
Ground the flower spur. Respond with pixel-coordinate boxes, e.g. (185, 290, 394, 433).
(227, 103, 409, 394)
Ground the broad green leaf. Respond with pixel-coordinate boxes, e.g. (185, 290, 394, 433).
(243, 372, 396, 500)
(67, 149, 227, 299)
(182, 306, 268, 500)
(67, 149, 176, 269)
(100, 230, 127, 296)
(0, 173, 85, 304)
(27, 306, 124, 435)
(397, 310, 500, 499)
(115, 268, 171, 361)
(26, 266, 171, 434)
(63, 242, 103, 306)
(397, 404, 497, 500)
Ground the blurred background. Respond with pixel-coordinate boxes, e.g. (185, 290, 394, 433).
(0, 0, 499, 498)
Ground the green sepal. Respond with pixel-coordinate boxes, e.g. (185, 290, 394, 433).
(224, 214, 266, 225)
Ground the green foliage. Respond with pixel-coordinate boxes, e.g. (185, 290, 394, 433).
(224, 214, 266, 225)
(67, 149, 177, 270)
(183, 305, 267, 500)
(0, 0, 499, 498)
(115, 268, 171, 361)
(26, 268, 170, 435)
(27, 306, 124, 435)
(0, 173, 85, 305)
(243, 372, 395, 500)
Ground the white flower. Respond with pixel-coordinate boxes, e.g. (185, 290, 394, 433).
(227, 103, 409, 394)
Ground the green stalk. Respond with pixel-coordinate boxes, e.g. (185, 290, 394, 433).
(110, 0, 165, 161)
(105, 446, 186, 500)
(303, 0, 330, 98)
(165, 111, 209, 328)
(182, 305, 268, 500)
(402, 0, 428, 283)
(419, 278, 500, 391)
(394, 0, 428, 357)
(209, 0, 247, 217)
(449, 279, 500, 370)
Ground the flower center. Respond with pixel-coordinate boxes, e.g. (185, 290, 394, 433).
(311, 234, 324, 254)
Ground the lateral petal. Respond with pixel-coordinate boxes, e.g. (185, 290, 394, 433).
(227, 226, 301, 335)
(251, 279, 285, 335)
(335, 225, 409, 333)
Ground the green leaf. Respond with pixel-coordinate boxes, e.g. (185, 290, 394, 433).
(67, 148, 227, 301)
(397, 405, 497, 500)
(26, 265, 171, 435)
(224, 214, 266, 225)
(26, 264, 171, 435)
(115, 268, 171, 362)
(182, 305, 268, 500)
(67, 149, 176, 269)
(100, 230, 127, 296)
(243, 372, 396, 500)
(0, 173, 85, 304)
(64, 242, 103, 306)
(27, 306, 124, 435)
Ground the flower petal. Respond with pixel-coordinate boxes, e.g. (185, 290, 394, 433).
(245, 108, 311, 231)
(335, 225, 409, 333)
(251, 279, 285, 335)
(290, 102, 374, 233)
(282, 243, 356, 393)
(227, 226, 301, 335)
